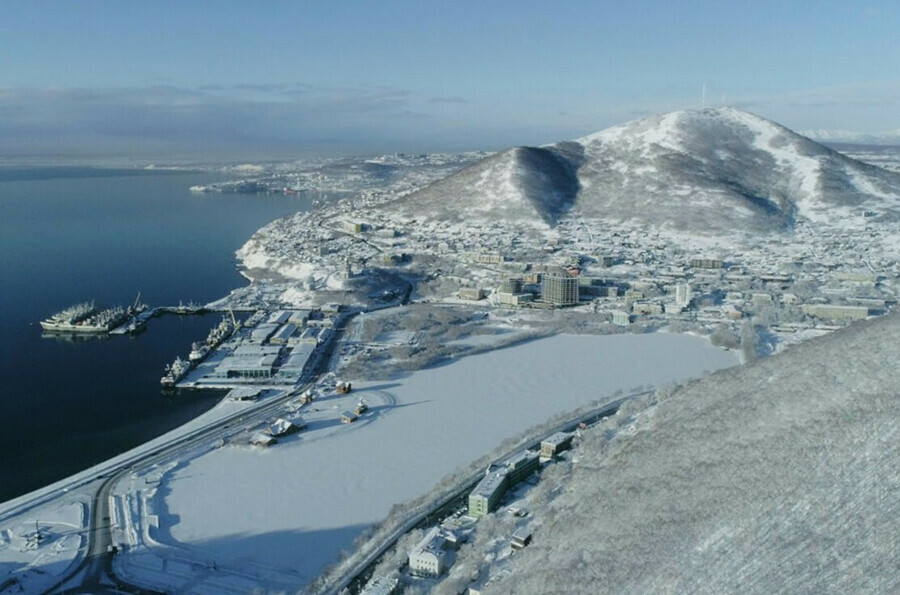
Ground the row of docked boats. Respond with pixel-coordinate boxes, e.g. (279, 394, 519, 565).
(163, 312, 239, 387)
(40, 294, 147, 334)
(189, 312, 239, 363)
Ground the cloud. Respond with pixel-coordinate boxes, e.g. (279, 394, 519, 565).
(426, 96, 469, 104)
(0, 84, 430, 158)
(231, 83, 290, 93)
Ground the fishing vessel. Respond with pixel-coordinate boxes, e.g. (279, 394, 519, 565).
(188, 342, 210, 362)
(41, 292, 147, 334)
(40, 302, 129, 333)
(188, 311, 238, 362)
(160, 356, 192, 388)
(39, 302, 97, 331)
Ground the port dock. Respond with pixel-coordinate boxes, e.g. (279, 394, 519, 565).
(108, 310, 154, 335)
(40, 295, 214, 339)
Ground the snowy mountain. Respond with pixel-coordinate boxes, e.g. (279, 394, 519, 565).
(470, 312, 900, 594)
(390, 144, 582, 227)
(392, 108, 900, 235)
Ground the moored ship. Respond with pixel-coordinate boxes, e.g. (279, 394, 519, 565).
(40, 302, 129, 333)
(189, 312, 238, 362)
(42, 293, 148, 334)
(40, 302, 96, 330)
(160, 356, 192, 388)
(188, 342, 210, 362)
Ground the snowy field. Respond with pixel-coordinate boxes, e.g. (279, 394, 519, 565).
(0, 502, 86, 593)
(130, 333, 737, 589)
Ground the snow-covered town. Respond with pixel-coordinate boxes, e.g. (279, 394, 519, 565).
(6, 3, 900, 593)
(4, 108, 900, 594)
(222, 159, 900, 364)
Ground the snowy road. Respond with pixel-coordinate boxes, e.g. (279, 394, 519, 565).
(39, 313, 351, 592)
(329, 392, 639, 595)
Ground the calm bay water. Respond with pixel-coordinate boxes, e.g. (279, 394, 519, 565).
(0, 167, 329, 502)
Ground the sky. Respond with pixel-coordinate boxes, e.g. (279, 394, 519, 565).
(1, 0, 899, 162)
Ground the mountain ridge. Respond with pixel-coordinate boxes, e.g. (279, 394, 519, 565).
(389, 108, 900, 236)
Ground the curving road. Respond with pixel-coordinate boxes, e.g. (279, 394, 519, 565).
(45, 311, 355, 593)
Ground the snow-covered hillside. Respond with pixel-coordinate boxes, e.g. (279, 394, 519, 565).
(391, 144, 582, 226)
(468, 312, 900, 594)
(391, 108, 900, 235)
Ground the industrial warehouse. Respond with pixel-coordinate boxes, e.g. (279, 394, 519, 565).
(177, 309, 335, 389)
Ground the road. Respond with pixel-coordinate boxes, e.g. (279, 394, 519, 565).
(46, 382, 316, 593)
(40, 287, 612, 594)
(43, 310, 355, 593)
(322, 392, 646, 595)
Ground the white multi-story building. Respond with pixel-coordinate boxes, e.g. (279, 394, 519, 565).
(408, 527, 451, 577)
(675, 282, 692, 308)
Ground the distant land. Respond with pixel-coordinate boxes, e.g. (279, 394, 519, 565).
(801, 128, 900, 146)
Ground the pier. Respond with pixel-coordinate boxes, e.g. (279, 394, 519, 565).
(40, 297, 215, 339)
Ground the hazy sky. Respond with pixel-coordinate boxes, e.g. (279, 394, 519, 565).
(2, 0, 898, 161)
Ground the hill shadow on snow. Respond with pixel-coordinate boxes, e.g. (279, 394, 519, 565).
(512, 142, 584, 225)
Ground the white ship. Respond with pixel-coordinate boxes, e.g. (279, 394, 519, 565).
(41, 293, 147, 334)
(40, 302, 129, 333)
(188, 312, 237, 362)
(188, 342, 210, 362)
(160, 356, 192, 388)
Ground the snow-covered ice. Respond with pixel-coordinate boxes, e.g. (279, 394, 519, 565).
(136, 333, 737, 587)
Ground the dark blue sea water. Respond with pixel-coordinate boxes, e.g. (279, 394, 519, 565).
(0, 167, 328, 502)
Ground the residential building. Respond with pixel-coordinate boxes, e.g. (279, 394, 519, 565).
(505, 451, 540, 484)
(632, 302, 663, 315)
(498, 278, 523, 294)
(469, 470, 508, 518)
(612, 311, 631, 326)
(495, 292, 533, 307)
(675, 282, 692, 307)
(458, 288, 485, 300)
(540, 432, 574, 458)
(801, 304, 869, 320)
(541, 272, 579, 305)
(266, 418, 304, 437)
(690, 258, 724, 269)
(408, 527, 452, 578)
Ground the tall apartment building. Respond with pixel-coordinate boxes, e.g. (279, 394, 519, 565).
(541, 272, 579, 305)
